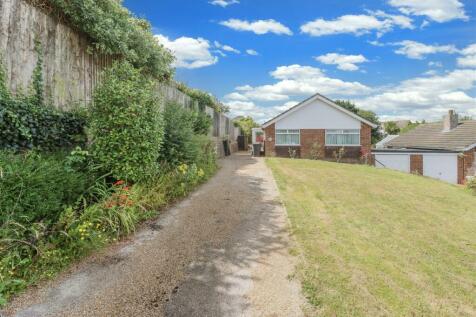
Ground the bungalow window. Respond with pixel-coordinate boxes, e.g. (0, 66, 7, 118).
(325, 129, 360, 146)
(275, 129, 300, 145)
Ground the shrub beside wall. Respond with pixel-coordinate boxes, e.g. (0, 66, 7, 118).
(90, 61, 164, 183)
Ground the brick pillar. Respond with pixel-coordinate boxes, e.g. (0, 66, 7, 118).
(458, 154, 465, 184)
(410, 154, 423, 175)
(360, 123, 372, 155)
(263, 123, 275, 157)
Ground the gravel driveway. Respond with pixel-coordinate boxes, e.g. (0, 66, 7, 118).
(4, 153, 305, 317)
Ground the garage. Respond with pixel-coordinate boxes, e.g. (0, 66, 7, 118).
(423, 153, 458, 184)
(372, 149, 462, 184)
(374, 153, 410, 173)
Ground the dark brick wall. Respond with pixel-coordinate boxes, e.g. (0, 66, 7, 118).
(410, 154, 423, 175)
(263, 123, 275, 157)
(458, 148, 476, 184)
(274, 146, 301, 158)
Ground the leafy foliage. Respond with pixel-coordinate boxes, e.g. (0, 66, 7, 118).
(335, 100, 382, 144)
(233, 116, 259, 141)
(0, 151, 97, 226)
(30, 0, 174, 80)
(90, 61, 164, 182)
(177, 82, 228, 113)
(160, 102, 201, 165)
(384, 121, 401, 135)
(467, 177, 476, 195)
(191, 110, 213, 135)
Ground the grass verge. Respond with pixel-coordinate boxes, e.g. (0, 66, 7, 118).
(267, 158, 476, 316)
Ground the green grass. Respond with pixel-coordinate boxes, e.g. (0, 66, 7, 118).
(266, 158, 476, 317)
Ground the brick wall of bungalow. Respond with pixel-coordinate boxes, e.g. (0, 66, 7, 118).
(264, 122, 372, 160)
(458, 148, 475, 184)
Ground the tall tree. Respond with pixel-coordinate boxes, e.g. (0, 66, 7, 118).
(233, 116, 259, 142)
(384, 121, 400, 135)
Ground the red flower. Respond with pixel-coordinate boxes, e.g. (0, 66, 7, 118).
(114, 180, 125, 186)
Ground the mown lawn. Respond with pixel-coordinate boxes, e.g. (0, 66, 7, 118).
(266, 158, 476, 317)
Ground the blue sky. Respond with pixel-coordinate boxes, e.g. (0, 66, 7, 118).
(123, 0, 476, 122)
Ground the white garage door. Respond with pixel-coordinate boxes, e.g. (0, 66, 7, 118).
(423, 154, 458, 184)
(375, 154, 410, 173)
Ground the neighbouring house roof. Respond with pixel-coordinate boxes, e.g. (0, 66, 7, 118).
(376, 135, 399, 149)
(385, 120, 476, 152)
(261, 93, 378, 129)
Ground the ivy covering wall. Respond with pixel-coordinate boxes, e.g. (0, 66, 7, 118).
(28, 0, 174, 80)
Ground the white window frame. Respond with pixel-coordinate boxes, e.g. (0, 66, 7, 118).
(275, 129, 300, 146)
(325, 129, 361, 146)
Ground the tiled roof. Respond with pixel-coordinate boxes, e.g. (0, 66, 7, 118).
(386, 120, 476, 151)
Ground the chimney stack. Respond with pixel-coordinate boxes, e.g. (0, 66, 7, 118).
(443, 109, 458, 132)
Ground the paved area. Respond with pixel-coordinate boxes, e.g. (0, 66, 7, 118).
(4, 153, 305, 317)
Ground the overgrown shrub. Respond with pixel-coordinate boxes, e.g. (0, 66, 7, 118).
(0, 151, 94, 225)
(30, 0, 174, 80)
(160, 102, 198, 165)
(192, 110, 213, 135)
(467, 177, 476, 195)
(90, 61, 164, 183)
(176, 83, 228, 113)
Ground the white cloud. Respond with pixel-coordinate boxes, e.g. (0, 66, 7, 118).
(246, 49, 259, 56)
(220, 19, 293, 35)
(214, 41, 240, 54)
(315, 53, 369, 71)
(393, 40, 457, 59)
(301, 11, 413, 37)
(225, 99, 301, 123)
(249, 64, 371, 100)
(209, 0, 239, 7)
(155, 35, 218, 69)
(355, 69, 476, 120)
(274, 101, 299, 112)
(223, 64, 371, 121)
(389, 0, 468, 22)
(457, 44, 476, 68)
(224, 92, 249, 101)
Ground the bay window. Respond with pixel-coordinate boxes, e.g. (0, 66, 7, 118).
(325, 129, 360, 146)
(275, 129, 300, 145)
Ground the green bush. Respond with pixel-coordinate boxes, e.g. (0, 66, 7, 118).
(160, 102, 197, 165)
(192, 110, 213, 136)
(0, 151, 94, 225)
(35, 0, 173, 79)
(90, 61, 164, 183)
(467, 177, 476, 195)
